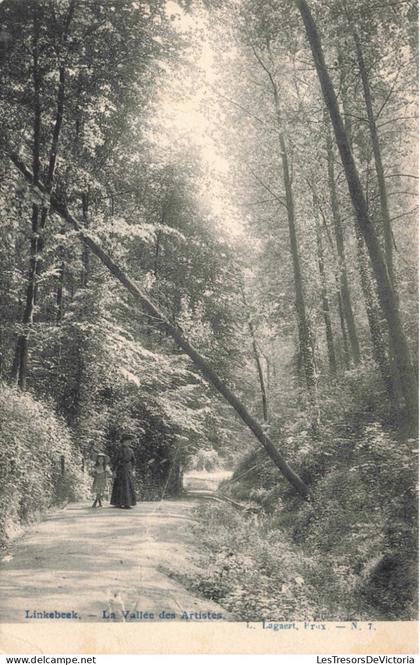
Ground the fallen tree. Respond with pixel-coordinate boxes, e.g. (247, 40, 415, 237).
(9, 151, 310, 500)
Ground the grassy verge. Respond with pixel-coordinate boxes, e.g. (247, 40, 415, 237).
(177, 497, 415, 622)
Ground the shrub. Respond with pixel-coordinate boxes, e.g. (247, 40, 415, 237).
(183, 503, 345, 620)
(0, 382, 88, 547)
(192, 422, 417, 620)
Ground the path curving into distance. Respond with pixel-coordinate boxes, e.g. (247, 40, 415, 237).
(0, 471, 233, 623)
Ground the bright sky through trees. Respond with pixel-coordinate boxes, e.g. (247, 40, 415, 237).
(151, 0, 245, 237)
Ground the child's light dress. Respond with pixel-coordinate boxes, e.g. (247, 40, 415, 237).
(91, 461, 112, 500)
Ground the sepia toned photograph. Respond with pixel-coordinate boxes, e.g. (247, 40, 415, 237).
(0, 0, 418, 655)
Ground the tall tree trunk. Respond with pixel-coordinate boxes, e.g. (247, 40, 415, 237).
(154, 229, 162, 279)
(240, 280, 269, 421)
(10, 151, 310, 499)
(350, 25, 396, 292)
(247, 315, 269, 421)
(314, 202, 337, 375)
(81, 191, 90, 287)
(318, 200, 351, 370)
(280, 130, 316, 392)
(325, 112, 360, 365)
(295, 0, 418, 429)
(56, 259, 65, 323)
(12, 10, 41, 389)
(275, 99, 321, 432)
(12, 1, 74, 388)
(352, 39, 405, 414)
(337, 288, 351, 370)
(35, 63, 66, 293)
(252, 47, 318, 432)
(71, 190, 91, 433)
(355, 231, 399, 405)
(341, 65, 402, 409)
(269, 74, 316, 392)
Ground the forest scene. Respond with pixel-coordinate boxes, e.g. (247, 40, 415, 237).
(0, 0, 418, 624)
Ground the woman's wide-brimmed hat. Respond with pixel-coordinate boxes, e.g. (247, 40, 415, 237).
(120, 433, 134, 444)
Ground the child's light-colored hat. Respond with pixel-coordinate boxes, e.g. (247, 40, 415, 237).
(95, 452, 110, 464)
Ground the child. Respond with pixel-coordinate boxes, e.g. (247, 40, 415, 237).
(91, 452, 112, 508)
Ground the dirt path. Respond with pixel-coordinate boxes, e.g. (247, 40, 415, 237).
(0, 488, 231, 623)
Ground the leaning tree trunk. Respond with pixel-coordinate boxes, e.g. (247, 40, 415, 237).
(295, 0, 418, 429)
(10, 152, 310, 500)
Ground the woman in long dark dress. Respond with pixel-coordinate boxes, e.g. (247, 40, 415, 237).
(110, 438, 137, 509)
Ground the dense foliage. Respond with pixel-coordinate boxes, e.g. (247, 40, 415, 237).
(0, 383, 87, 547)
(203, 423, 418, 621)
(0, 0, 417, 619)
(0, 0, 244, 504)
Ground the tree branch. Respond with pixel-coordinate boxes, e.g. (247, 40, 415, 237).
(248, 167, 288, 210)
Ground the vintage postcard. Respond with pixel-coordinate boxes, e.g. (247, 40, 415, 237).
(0, 0, 418, 656)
